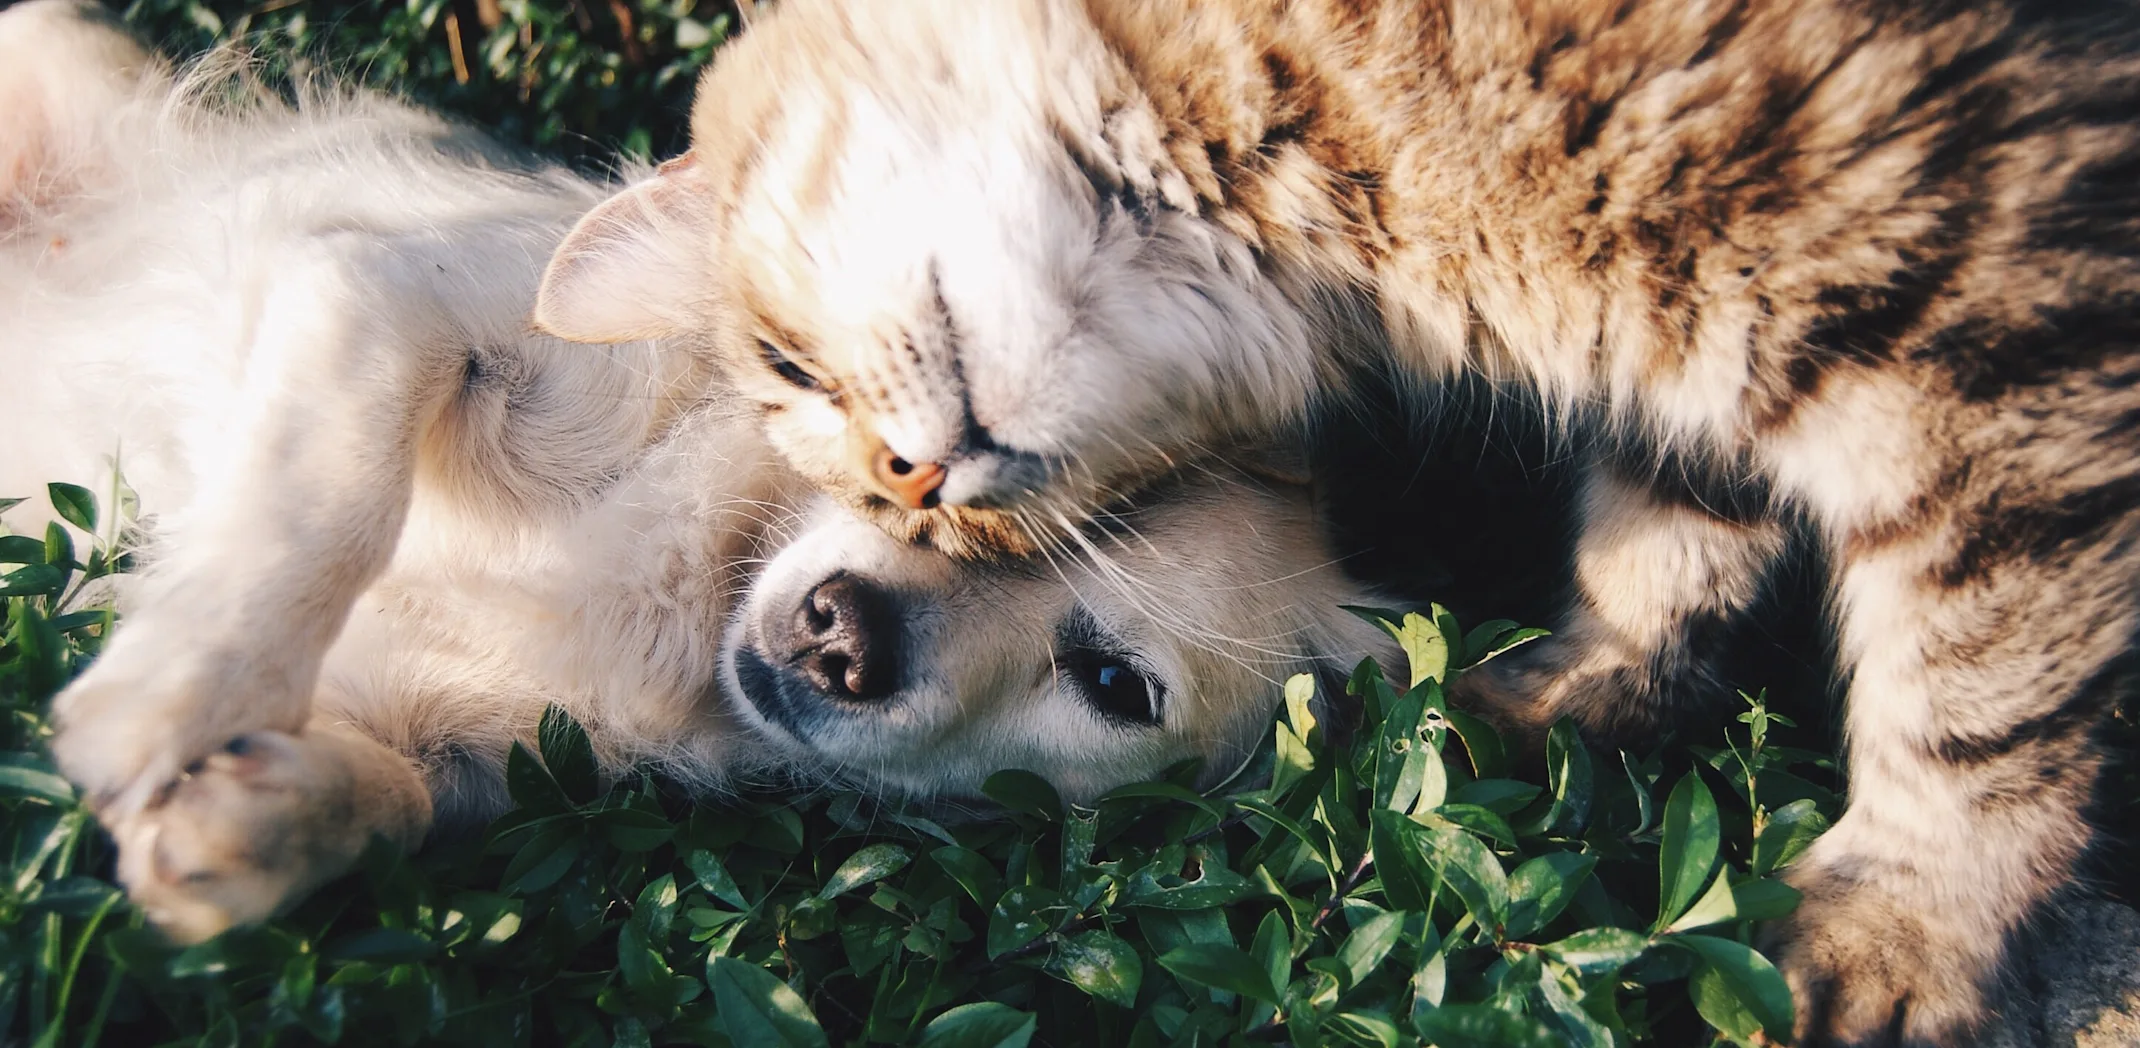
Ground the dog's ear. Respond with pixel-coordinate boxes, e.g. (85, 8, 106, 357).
(0, 1, 156, 215)
(534, 153, 715, 343)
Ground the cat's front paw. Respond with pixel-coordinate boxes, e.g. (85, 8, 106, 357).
(110, 731, 378, 944)
(1766, 861, 2002, 1047)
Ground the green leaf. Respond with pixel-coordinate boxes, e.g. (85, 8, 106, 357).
(0, 755, 74, 803)
(1464, 627, 1550, 669)
(1324, 1010, 1405, 1048)
(1062, 804, 1099, 880)
(1336, 909, 1405, 988)
(931, 846, 1005, 910)
(0, 496, 23, 515)
(982, 769, 1062, 822)
(1374, 684, 1432, 812)
(987, 885, 1068, 959)
(48, 483, 95, 533)
(918, 1003, 1037, 1048)
(1460, 619, 1523, 664)
(0, 563, 65, 597)
(1248, 910, 1290, 1028)
(1274, 674, 1321, 794)
(1284, 671, 1321, 745)
(1155, 944, 1281, 1004)
(1655, 772, 1721, 930)
(0, 535, 45, 565)
(1751, 798, 1830, 876)
(1441, 709, 1509, 779)
(1432, 803, 1518, 849)
(1417, 825, 1510, 931)
(1396, 611, 1450, 687)
(1368, 810, 1438, 912)
(503, 740, 569, 812)
(1097, 780, 1223, 817)
(686, 849, 749, 910)
(1690, 961, 1765, 1047)
(1449, 778, 1541, 816)
(536, 704, 599, 804)
(1543, 926, 1652, 977)
(1504, 852, 1596, 939)
(1670, 933, 1795, 1041)
(1529, 962, 1614, 1048)
(819, 843, 912, 899)
(1123, 862, 1253, 910)
(1045, 930, 1142, 1008)
(44, 521, 74, 571)
(1530, 718, 1593, 836)
(1663, 870, 1739, 934)
(633, 874, 680, 942)
(706, 955, 829, 1048)
(322, 928, 437, 964)
(1413, 1003, 1561, 1048)
(598, 806, 676, 851)
(1729, 877, 1803, 923)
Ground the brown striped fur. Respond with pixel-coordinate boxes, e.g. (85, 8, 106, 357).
(533, 1, 2140, 1041)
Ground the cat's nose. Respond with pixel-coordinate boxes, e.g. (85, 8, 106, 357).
(871, 447, 945, 510)
(783, 572, 900, 701)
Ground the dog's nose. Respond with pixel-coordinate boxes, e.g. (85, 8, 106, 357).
(784, 573, 900, 700)
(871, 447, 945, 510)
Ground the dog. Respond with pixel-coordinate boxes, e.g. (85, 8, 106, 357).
(0, 1, 1394, 943)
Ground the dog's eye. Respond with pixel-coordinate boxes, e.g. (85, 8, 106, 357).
(1065, 650, 1161, 726)
(758, 339, 821, 391)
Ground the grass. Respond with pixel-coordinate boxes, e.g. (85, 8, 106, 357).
(2, 479, 1847, 1046)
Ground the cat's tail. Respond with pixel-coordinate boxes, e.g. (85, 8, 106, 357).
(0, 0, 163, 230)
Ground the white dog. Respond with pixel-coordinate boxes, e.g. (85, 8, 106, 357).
(0, 1, 1394, 942)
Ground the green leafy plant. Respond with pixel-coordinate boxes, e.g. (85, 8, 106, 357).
(118, 0, 742, 164)
(3, 480, 1844, 1045)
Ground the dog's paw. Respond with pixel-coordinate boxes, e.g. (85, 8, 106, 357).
(110, 731, 375, 944)
(49, 630, 313, 819)
(1766, 862, 2001, 1047)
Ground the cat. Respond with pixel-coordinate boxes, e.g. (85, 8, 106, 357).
(531, 0, 2140, 1042)
(0, 0, 1393, 943)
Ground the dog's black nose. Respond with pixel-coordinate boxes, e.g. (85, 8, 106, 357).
(781, 573, 900, 701)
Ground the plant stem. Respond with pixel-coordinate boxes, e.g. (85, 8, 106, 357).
(1308, 851, 1376, 931)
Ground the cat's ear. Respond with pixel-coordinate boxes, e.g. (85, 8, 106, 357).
(534, 153, 716, 343)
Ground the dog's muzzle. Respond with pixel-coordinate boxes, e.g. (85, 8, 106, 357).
(734, 571, 905, 742)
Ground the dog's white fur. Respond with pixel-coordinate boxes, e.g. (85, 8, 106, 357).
(0, 1, 1394, 943)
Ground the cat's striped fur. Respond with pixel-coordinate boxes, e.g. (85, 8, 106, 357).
(536, 0, 2140, 1042)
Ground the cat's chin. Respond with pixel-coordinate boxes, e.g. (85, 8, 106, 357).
(839, 494, 1049, 562)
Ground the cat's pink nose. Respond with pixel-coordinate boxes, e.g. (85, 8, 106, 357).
(872, 448, 945, 510)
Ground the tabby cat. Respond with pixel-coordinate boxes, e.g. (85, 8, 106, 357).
(533, 1, 2140, 1042)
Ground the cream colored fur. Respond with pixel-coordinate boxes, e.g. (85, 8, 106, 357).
(0, 2, 1394, 944)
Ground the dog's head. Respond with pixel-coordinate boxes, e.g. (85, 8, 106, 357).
(720, 466, 1397, 803)
(534, 0, 1330, 559)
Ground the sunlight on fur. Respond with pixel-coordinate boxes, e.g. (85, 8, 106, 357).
(0, 1, 1394, 945)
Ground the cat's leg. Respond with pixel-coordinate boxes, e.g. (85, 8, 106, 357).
(50, 243, 465, 820)
(1769, 468, 2131, 1045)
(1449, 453, 1787, 745)
(111, 716, 431, 944)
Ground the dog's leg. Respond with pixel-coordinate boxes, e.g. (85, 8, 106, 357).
(1449, 454, 1786, 745)
(110, 716, 431, 944)
(50, 243, 464, 821)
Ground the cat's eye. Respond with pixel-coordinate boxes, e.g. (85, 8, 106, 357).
(1064, 648, 1162, 726)
(758, 339, 821, 391)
